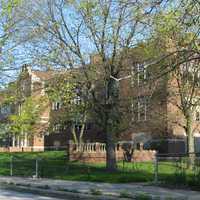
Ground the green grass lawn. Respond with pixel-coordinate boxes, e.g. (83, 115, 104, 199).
(0, 151, 198, 186)
(0, 151, 155, 182)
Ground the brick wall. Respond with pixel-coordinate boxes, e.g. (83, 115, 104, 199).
(0, 147, 44, 152)
(133, 150, 156, 162)
(68, 142, 156, 163)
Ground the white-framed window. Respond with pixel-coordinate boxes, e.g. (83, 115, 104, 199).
(22, 84, 26, 91)
(20, 80, 27, 92)
(136, 63, 147, 86)
(137, 96, 149, 121)
(194, 70, 200, 87)
(0, 105, 11, 115)
(45, 132, 50, 136)
(53, 124, 61, 132)
(18, 103, 22, 115)
(131, 101, 135, 122)
(52, 101, 61, 111)
(73, 96, 81, 105)
(196, 111, 200, 121)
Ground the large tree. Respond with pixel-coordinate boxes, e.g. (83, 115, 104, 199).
(11, 0, 165, 171)
(10, 0, 200, 170)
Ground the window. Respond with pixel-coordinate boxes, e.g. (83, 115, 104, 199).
(131, 96, 150, 122)
(45, 132, 50, 136)
(73, 96, 81, 105)
(52, 101, 61, 110)
(195, 71, 200, 87)
(136, 63, 147, 86)
(181, 61, 200, 87)
(75, 124, 82, 131)
(180, 62, 193, 73)
(0, 105, 11, 115)
(22, 84, 26, 91)
(20, 80, 27, 92)
(196, 112, 200, 121)
(18, 103, 22, 115)
(137, 96, 149, 121)
(131, 101, 135, 122)
(86, 123, 92, 130)
(53, 124, 61, 132)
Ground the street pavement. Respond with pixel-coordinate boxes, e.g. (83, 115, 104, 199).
(0, 188, 63, 200)
(1, 176, 200, 199)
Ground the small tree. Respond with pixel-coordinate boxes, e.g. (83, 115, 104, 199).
(46, 73, 91, 144)
(151, 8, 200, 167)
(9, 96, 46, 146)
(169, 59, 200, 167)
(0, 123, 11, 146)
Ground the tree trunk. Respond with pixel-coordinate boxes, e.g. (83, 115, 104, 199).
(106, 132, 117, 171)
(71, 124, 78, 144)
(79, 114, 87, 144)
(105, 78, 119, 172)
(186, 111, 195, 169)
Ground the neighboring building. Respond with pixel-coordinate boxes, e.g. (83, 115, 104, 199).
(0, 55, 199, 154)
(2, 65, 54, 150)
(0, 64, 104, 151)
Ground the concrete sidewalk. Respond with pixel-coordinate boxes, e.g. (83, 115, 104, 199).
(0, 176, 200, 199)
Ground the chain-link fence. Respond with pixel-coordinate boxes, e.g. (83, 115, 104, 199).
(0, 151, 199, 188)
(155, 153, 200, 187)
(2, 155, 69, 178)
(0, 152, 155, 182)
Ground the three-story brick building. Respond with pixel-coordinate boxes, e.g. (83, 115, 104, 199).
(0, 56, 200, 154)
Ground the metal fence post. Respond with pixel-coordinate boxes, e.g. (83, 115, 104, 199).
(10, 156, 13, 176)
(35, 158, 38, 178)
(154, 153, 158, 184)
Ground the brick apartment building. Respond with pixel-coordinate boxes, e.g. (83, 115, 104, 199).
(118, 52, 200, 154)
(0, 65, 104, 150)
(0, 57, 200, 154)
(0, 66, 52, 150)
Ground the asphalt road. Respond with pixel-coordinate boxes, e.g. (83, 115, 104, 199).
(0, 188, 63, 200)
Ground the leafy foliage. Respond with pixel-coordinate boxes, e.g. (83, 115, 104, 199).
(46, 73, 91, 143)
(0, 123, 10, 140)
(9, 96, 47, 136)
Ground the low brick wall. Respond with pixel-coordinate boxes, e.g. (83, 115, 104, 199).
(68, 142, 156, 163)
(0, 147, 44, 153)
(133, 150, 156, 162)
(70, 152, 106, 163)
(70, 151, 125, 163)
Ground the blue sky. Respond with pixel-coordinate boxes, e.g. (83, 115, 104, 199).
(0, 0, 188, 88)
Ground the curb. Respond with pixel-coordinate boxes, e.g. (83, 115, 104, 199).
(0, 183, 127, 200)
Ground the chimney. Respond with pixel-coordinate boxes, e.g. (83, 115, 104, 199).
(90, 54, 102, 64)
(21, 64, 31, 74)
